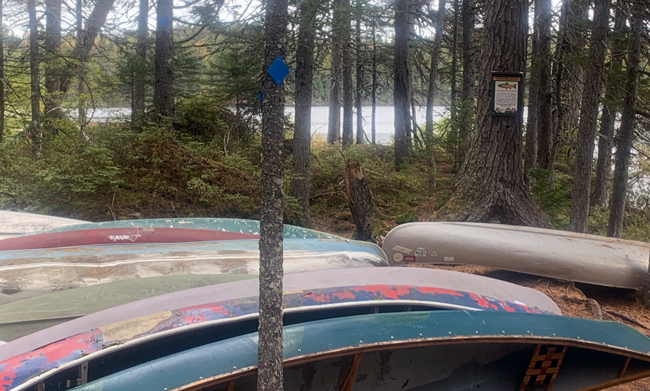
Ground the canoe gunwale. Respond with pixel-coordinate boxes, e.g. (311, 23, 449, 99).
(171, 335, 650, 391)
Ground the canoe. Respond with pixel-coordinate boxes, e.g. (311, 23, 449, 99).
(383, 222, 650, 289)
(1, 218, 341, 251)
(5, 310, 650, 391)
(0, 267, 560, 345)
(0, 238, 388, 305)
(16, 217, 340, 239)
(0, 211, 86, 240)
(0, 227, 261, 251)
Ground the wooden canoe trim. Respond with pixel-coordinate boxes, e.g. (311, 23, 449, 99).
(170, 335, 650, 391)
(226, 380, 235, 391)
(518, 345, 567, 391)
(576, 369, 650, 391)
(78, 362, 88, 385)
(339, 353, 364, 391)
(619, 356, 632, 378)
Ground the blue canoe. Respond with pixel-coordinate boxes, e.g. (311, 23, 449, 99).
(7, 311, 650, 391)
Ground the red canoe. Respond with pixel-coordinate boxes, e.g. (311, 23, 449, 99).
(0, 227, 259, 251)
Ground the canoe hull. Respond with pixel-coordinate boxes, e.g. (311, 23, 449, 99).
(0, 239, 388, 305)
(7, 311, 650, 391)
(383, 222, 650, 289)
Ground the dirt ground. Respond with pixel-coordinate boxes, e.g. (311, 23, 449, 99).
(410, 264, 650, 390)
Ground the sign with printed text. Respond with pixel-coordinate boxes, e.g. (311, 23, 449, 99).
(491, 72, 523, 116)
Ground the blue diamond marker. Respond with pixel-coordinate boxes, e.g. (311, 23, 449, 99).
(258, 91, 263, 103)
(267, 56, 289, 87)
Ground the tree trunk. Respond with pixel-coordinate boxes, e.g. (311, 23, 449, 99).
(155, 0, 174, 120)
(341, 0, 353, 147)
(553, 0, 588, 164)
(344, 161, 373, 240)
(569, 0, 611, 233)
(371, 18, 377, 145)
(60, 0, 116, 96)
(258, 0, 288, 384)
(327, 0, 342, 144)
(449, 0, 459, 166)
(592, 2, 625, 209)
(438, 0, 550, 227)
(290, 0, 317, 228)
(29, 0, 40, 157)
(355, 0, 363, 145)
(424, 0, 446, 138)
(458, 0, 475, 167)
(607, 5, 641, 238)
(524, 0, 540, 181)
(0, 0, 4, 143)
(534, 0, 553, 181)
(393, 0, 412, 171)
(133, 0, 148, 126)
(77, 0, 86, 128)
(44, 0, 62, 124)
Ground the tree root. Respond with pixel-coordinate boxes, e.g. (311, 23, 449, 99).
(604, 309, 650, 330)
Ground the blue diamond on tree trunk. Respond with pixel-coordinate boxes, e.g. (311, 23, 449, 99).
(267, 56, 289, 87)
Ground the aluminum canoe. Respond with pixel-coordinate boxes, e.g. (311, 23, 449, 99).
(0, 238, 388, 305)
(0, 211, 86, 240)
(383, 222, 650, 289)
(0, 267, 560, 352)
(7, 311, 650, 391)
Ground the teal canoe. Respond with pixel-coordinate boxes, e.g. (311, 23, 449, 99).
(12, 310, 650, 391)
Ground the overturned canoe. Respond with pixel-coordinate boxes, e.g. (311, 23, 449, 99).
(383, 222, 650, 289)
(0, 211, 86, 240)
(0, 238, 388, 305)
(0, 267, 561, 389)
(5, 310, 650, 391)
(17, 217, 339, 239)
(0, 267, 560, 344)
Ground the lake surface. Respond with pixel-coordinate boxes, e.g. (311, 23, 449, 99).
(86, 105, 451, 145)
(285, 105, 450, 144)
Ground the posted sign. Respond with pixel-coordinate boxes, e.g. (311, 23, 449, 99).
(491, 72, 523, 116)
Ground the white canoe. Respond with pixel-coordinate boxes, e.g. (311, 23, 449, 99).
(383, 222, 650, 289)
(0, 211, 86, 239)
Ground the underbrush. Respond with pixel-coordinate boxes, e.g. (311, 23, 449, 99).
(1, 109, 649, 241)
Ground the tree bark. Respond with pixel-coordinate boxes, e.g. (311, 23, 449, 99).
(60, 0, 116, 96)
(553, 0, 588, 165)
(569, 0, 611, 233)
(607, 4, 641, 238)
(449, 0, 459, 166)
(393, 0, 412, 171)
(155, 0, 174, 120)
(29, 0, 40, 157)
(355, 0, 363, 145)
(258, 0, 288, 384)
(592, 2, 625, 209)
(371, 18, 376, 145)
(534, 0, 553, 181)
(0, 0, 4, 143)
(341, 0, 353, 147)
(133, 0, 148, 125)
(425, 0, 446, 138)
(77, 0, 86, 128)
(438, 0, 550, 227)
(327, 0, 342, 144)
(290, 0, 318, 228)
(44, 0, 62, 124)
(458, 0, 475, 166)
(344, 161, 373, 240)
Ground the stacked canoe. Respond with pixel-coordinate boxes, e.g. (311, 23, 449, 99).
(2, 213, 650, 390)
